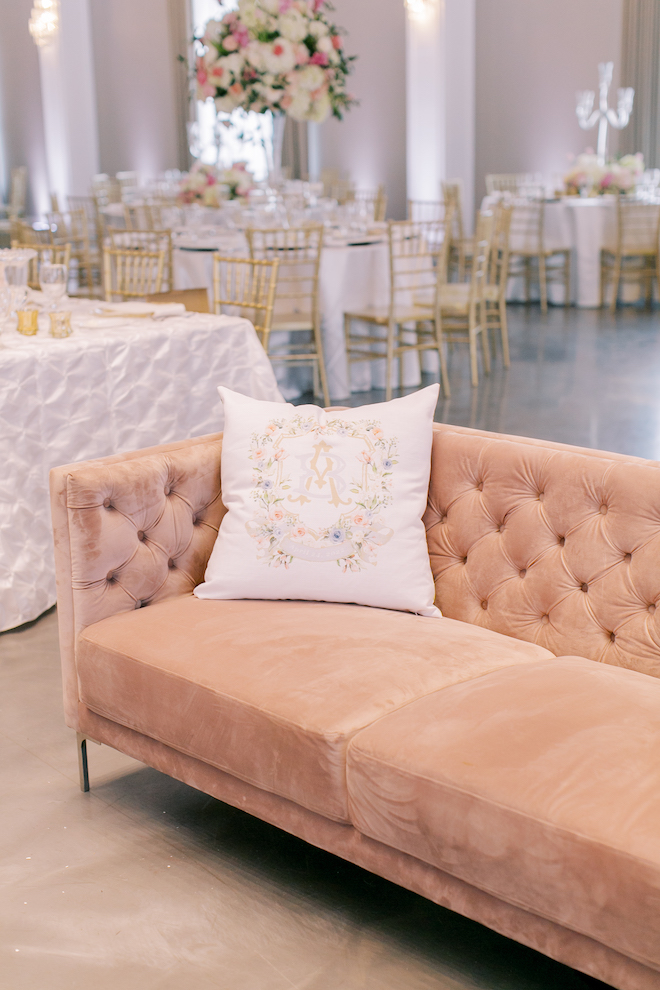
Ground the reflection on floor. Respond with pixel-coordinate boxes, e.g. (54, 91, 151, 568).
(3, 303, 647, 990)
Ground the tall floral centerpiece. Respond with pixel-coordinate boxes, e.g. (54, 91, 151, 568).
(563, 153, 644, 196)
(195, 0, 356, 175)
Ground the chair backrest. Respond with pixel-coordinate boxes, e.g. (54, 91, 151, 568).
(487, 204, 513, 293)
(9, 166, 27, 216)
(212, 255, 279, 346)
(103, 247, 165, 300)
(246, 225, 323, 322)
(407, 199, 447, 224)
(123, 203, 171, 231)
(441, 179, 466, 243)
(108, 229, 173, 291)
(48, 209, 91, 254)
(116, 171, 140, 190)
(68, 196, 99, 244)
(616, 197, 660, 254)
(144, 287, 210, 313)
(349, 185, 388, 222)
(91, 177, 121, 207)
(508, 197, 544, 254)
(387, 219, 448, 313)
(486, 172, 543, 195)
(10, 219, 52, 246)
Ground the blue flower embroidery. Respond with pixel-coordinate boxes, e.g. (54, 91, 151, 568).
(383, 459, 393, 469)
(329, 528, 345, 544)
(259, 479, 274, 490)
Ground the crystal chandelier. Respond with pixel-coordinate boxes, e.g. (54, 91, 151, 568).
(29, 0, 60, 47)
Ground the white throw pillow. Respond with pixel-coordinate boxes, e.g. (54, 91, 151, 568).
(195, 384, 441, 617)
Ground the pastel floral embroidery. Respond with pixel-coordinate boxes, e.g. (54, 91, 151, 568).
(245, 415, 398, 571)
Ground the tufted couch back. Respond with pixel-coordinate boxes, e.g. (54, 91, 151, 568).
(425, 426, 660, 678)
(51, 423, 660, 729)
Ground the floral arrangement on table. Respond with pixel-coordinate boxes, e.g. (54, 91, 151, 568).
(176, 161, 255, 206)
(195, 0, 356, 123)
(246, 415, 397, 572)
(563, 153, 644, 196)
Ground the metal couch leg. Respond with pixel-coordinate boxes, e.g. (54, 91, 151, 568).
(76, 732, 90, 792)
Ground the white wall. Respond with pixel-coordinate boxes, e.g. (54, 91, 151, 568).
(475, 0, 624, 201)
(318, 0, 407, 220)
(89, 0, 183, 176)
(0, 0, 50, 214)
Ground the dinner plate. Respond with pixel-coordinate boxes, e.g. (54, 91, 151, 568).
(77, 317, 130, 330)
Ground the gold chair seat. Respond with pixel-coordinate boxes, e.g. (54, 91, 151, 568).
(344, 305, 435, 325)
(271, 313, 314, 332)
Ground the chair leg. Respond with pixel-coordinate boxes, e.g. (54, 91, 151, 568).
(609, 260, 621, 313)
(564, 251, 571, 307)
(76, 732, 90, 793)
(433, 315, 451, 400)
(313, 319, 330, 407)
(499, 300, 510, 367)
(599, 254, 606, 309)
(480, 323, 491, 376)
(386, 320, 394, 401)
(398, 325, 404, 393)
(524, 257, 531, 303)
(539, 254, 548, 314)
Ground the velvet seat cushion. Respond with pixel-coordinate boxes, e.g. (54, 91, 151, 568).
(76, 595, 553, 823)
(346, 658, 660, 970)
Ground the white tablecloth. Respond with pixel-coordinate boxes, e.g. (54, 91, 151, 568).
(175, 237, 423, 401)
(0, 300, 283, 631)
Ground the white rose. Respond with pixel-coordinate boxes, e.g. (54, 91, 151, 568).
(263, 37, 297, 75)
(219, 52, 244, 75)
(295, 64, 326, 91)
(307, 92, 331, 123)
(317, 35, 334, 54)
(308, 19, 329, 38)
(279, 10, 309, 43)
(244, 40, 266, 70)
(287, 89, 312, 120)
(260, 0, 280, 12)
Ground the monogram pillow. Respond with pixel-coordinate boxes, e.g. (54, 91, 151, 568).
(195, 384, 441, 617)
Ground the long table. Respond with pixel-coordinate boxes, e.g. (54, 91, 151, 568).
(0, 299, 284, 631)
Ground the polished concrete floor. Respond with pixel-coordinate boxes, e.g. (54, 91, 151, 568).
(4, 303, 654, 990)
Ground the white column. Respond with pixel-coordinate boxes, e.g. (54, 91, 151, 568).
(405, 0, 475, 230)
(37, 0, 100, 205)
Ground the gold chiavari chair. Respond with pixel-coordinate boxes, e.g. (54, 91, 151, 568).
(435, 211, 495, 388)
(344, 219, 452, 401)
(108, 229, 174, 292)
(10, 218, 51, 247)
(68, 195, 100, 247)
(145, 288, 210, 313)
(212, 256, 279, 344)
(116, 171, 140, 195)
(48, 209, 99, 297)
(601, 196, 660, 311)
(506, 196, 570, 313)
(103, 248, 165, 301)
(246, 225, 329, 405)
(346, 185, 387, 222)
(483, 204, 513, 366)
(123, 203, 170, 231)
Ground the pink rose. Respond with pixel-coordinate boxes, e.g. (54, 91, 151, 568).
(358, 451, 372, 464)
(292, 525, 306, 538)
(310, 51, 329, 66)
(270, 508, 284, 522)
(273, 448, 285, 460)
(229, 82, 244, 97)
(331, 35, 342, 50)
(223, 34, 238, 51)
(353, 513, 368, 526)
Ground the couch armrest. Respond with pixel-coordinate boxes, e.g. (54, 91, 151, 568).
(49, 433, 225, 729)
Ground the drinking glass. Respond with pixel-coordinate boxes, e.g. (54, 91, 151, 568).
(17, 310, 39, 335)
(5, 262, 29, 314)
(49, 311, 72, 338)
(39, 263, 68, 311)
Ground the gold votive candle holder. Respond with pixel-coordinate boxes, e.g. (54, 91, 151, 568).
(17, 310, 39, 335)
(49, 311, 72, 338)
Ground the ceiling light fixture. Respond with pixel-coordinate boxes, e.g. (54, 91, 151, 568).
(29, 0, 60, 48)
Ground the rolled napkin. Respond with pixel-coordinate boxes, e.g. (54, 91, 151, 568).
(95, 301, 187, 319)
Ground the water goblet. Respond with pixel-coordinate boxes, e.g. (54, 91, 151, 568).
(39, 263, 68, 312)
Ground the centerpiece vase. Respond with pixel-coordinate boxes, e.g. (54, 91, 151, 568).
(268, 112, 287, 186)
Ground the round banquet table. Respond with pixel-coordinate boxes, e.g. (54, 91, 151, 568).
(175, 233, 425, 401)
(0, 298, 283, 631)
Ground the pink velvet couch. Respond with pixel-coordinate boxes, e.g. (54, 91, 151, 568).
(49, 423, 660, 990)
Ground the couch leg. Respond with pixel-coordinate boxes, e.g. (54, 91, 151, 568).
(76, 732, 90, 792)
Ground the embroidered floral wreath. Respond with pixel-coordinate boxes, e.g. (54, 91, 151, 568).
(246, 414, 398, 572)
